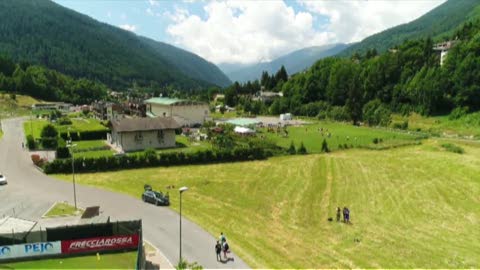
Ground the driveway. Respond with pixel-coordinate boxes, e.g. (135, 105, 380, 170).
(0, 118, 249, 269)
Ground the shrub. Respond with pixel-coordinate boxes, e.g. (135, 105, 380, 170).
(287, 141, 296, 155)
(41, 124, 58, 149)
(362, 99, 392, 126)
(449, 106, 469, 120)
(328, 106, 351, 122)
(373, 138, 379, 144)
(441, 143, 464, 154)
(321, 139, 330, 153)
(298, 142, 307, 155)
(393, 120, 409, 130)
(31, 154, 45, 167)
(26, 135, 36, 150)
(57, 117, 72, 125)
(56, 146, 71, 159)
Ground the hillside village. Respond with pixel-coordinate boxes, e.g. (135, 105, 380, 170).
(0, 0, 479, 269)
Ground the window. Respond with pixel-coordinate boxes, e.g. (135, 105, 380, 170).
(157, 130, 164, 144)
(134, 132, 143, 143)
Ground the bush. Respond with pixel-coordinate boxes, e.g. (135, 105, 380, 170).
(287, 141, 296, 155)
(56, 146, 71, 159)
(449, 106, 469, 120)
(31, 154, 45, 167)
(373, 138, 379, 144)
(43, 146, 271, 174)
(297, 142, 307, 155)
(362, 99, 392, 126)
(57, 117, 72, 125)
(26, 135, 36, 150)
(328, 106, 351, 122)
(393, 120, 409, 130)
(441, 143, 464, 154)
(321, 139, 330, 153)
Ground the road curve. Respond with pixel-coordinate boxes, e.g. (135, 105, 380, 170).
(0, 118, 249, 269)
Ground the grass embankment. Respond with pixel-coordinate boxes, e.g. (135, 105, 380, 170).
(54, 139, 480, 268)
(43, 202, 83, 218)
(0, 251, 136, 269)
(261, 121, 420, 153)
(0, 94, 42, 119)
(393, 112, 480, 139)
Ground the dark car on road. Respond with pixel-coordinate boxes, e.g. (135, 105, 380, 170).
(142, 190, 170, 206)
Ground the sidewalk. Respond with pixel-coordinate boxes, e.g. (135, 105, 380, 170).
(145, 240, 174, 269)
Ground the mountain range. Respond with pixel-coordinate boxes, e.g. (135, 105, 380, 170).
(221, 44, 349, 83)
(340, 0, 480, 56)
(0, 0, 231, 89)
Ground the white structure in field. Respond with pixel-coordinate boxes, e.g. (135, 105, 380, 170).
(109, 117, 180, 152)
(145, 97, 209, 127)
(433, 40, 460, 66)
(280, 113, 292, 121)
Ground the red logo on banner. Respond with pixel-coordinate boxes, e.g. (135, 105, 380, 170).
(61, 234, 139, 254)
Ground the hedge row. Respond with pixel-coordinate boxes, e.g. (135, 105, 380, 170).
(43, 147, 274, 174)
(59, 130, 108, 141)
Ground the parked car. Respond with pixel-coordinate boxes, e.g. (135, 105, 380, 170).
(0, 173, 7, 185)
(142, 190, 169, 206)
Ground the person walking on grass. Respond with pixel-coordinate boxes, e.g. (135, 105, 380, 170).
(336, 207, 341, 222)
(342, 207, 347, 223)
(345, 207, 351, 224)
(215, 241, 222, 261)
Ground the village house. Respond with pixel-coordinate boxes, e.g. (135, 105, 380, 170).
(252, 91, 283, 103)
(108, 117, 180, 152)
(433, 40, 460, 66)
(145, 97, 209, 127)
(91, 101, 123, 121)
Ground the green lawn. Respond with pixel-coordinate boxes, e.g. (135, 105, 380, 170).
(53, 139, 480, 268)
(0, 251, 137, 269)
(43, 202, 83, 218)
(0, 94, 42, 119)
(23, 118, 108, 139)
(261, 121, 420, 153)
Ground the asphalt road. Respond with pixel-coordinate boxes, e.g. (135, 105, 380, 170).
(0, 118, 249, 269)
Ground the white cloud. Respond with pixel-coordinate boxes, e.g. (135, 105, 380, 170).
(146, 8, 154, 16)
(148, 0, 159, 6)
(166, 0, 446, 64)
(119, 24, 137, 32)
(167, 1, 333, 64)
(300, 0, 447, 43)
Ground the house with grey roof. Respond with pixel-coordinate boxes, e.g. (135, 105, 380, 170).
(144, 97, 209, 127)
(109, 117, 180, 152)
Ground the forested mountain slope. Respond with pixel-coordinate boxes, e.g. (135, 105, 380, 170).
(340, 0, 480, 56)
(0, 0, 231, 89)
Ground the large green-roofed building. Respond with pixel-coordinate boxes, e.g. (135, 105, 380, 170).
(144, 97, 209, 127)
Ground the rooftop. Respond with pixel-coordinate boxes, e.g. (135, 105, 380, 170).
(226, 118, 261, 127)
(144, 97, 207, 106)
(112, 117, 180, 132)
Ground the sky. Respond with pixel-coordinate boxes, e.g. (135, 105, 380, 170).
(53, 0, 447, 65)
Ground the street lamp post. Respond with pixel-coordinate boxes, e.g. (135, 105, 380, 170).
(67, 141, 78, 210)
(179, 186, 188, 263)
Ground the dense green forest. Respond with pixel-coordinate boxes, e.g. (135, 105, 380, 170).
(0, 56, 107, 104)
(340, 0, 480, 56)
(0, 0, 231, 90)
(222, 20, 480, 125)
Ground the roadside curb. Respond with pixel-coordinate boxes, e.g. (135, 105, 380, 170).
(144, 239, 174, 269)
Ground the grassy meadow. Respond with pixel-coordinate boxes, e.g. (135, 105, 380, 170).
(43, 202, 83, 218)
(0, 93, 42, 119)
(0, 251, 136, 269)
(53, 139, 480, 268)
(393, 112, 480, 139)
(261, 121, 421, 153)
(23, 117, 108, 139)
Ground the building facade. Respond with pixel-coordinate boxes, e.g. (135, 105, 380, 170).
(145, 98, 209, 127)
(109, 117, 180, 152)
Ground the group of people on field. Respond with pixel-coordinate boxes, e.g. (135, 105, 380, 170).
(215, 232, 232, 262)
(336, 206, 351, 223)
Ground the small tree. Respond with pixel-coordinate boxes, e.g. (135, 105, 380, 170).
(41, 124, 58, 149)
(26, 134, 36, 150)
(287, 141, 296, 155)
(321, 139, 330, 153)
(297, 142, 307, 154)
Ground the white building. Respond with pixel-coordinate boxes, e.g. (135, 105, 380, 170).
(145, 97, 209, 127)
(109, 117, 180, 152)
(433, 40, 460, 66)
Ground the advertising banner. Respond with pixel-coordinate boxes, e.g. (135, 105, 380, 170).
(61, 234, 139, 254)
(0, 241, 61, 260)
